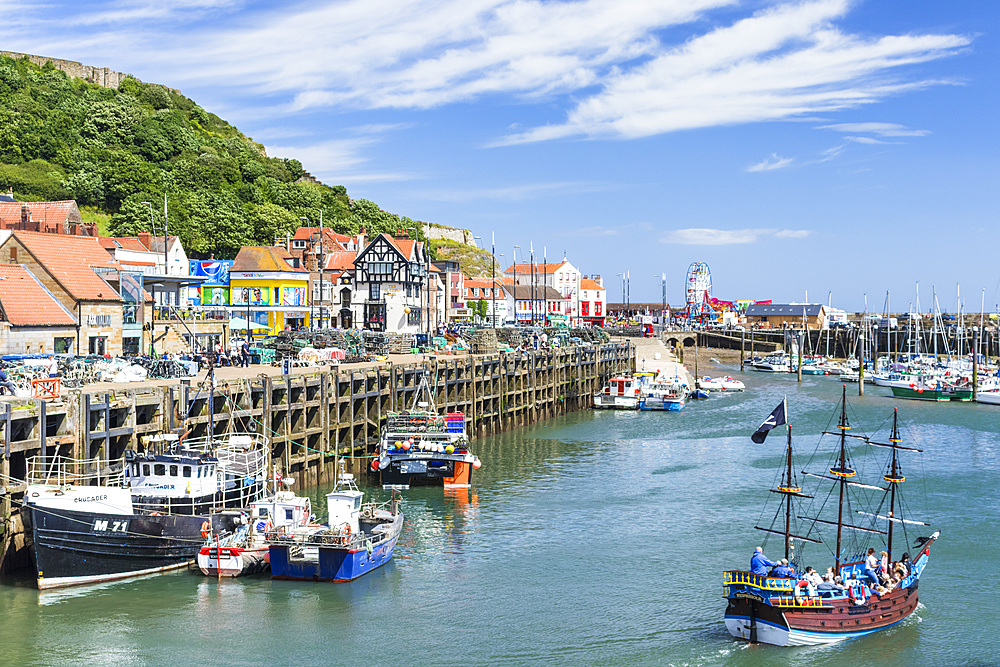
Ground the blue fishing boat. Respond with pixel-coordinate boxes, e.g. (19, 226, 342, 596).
(638, 373, 688, 411)
(269, 467, 402, 582)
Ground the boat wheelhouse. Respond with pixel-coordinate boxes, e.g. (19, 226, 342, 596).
(723, 389, 939, 646)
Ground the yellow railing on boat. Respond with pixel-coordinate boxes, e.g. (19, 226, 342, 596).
(723, 571, 795, 591)
(768, 595, 832, 608)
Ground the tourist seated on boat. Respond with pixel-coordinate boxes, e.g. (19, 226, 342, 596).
(898, 553, 911, 577)
(804, 566, 823, 587)
(770, 559, 795, 578)
(816, 573, 837, 591)
(750, 546, 778, 575)
(833, 575, 847, 590)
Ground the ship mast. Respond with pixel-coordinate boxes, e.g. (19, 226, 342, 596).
(784, 422, 792, 560)
(886, 408, 903, 558)
(832, 385, 854, 571)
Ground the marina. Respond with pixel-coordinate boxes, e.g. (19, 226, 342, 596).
(1, 359, 997, 665)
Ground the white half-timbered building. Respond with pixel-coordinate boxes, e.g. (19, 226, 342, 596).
(353, 232, 428, 332)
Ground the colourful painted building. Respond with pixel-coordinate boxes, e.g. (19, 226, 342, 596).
(229, 247, 309, 335)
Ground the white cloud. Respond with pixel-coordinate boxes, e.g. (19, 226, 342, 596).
(845, 135, 889, 144)
(748, 153, 794, 172)
(661, 227, 811, 245)
(774, 229, 811, 239)
(818, 122, 929, 136)
(265, 138, 418, 184)
(499, 0, 968, 144)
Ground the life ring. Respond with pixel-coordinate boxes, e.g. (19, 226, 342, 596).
(339, 523, 352, 546)
(200, 520, 211, 539)
(264, 519, 273, 533)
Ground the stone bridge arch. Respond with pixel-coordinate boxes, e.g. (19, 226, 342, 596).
(663, 331, 697, 349)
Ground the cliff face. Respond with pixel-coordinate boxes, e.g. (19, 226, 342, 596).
(424, 223, 475, 246)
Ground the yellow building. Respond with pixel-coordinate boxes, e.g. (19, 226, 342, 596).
(230, 247, 309, 335)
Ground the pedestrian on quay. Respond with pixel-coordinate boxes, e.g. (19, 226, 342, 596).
(0, 369, 17, 395)
(240, 340, 250, 367)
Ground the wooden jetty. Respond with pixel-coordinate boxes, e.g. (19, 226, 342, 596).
(0, 342, 634, 572)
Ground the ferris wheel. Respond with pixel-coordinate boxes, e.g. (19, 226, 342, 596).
(685, 262, 715, 321)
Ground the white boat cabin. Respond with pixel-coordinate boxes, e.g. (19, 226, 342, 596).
(125, 451, 220, 499)
(249, 490, 312, 532)
(326, 474, 363, 537)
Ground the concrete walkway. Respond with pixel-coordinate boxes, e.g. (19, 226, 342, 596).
(629, 336, 693, 387)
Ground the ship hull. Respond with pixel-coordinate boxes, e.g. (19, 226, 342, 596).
(379, 457, 474, 489)
(269, 515, 402, 582)
(724, 584, 919, 646)
(27, 505, 221, 589)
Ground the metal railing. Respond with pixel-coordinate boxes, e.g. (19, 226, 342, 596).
(26, 454, 126, 487)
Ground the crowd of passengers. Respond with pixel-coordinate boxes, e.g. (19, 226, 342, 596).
(750, 546, 911, 599)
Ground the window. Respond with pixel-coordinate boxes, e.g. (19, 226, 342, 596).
(367, 262, 393, 275)
(258, 507, 269, 517)
(183, 466, 191, 478)
(285, 508, 294, 521)
(582, 302, 590, 316)
(354, 497, 362, 511)
(142, 464, 150, 476)
(169, 464, 178, 476)
(196, 467, 202, 478)
(154, 464, 166, 476)
(54, 337, 73, 354)
(369, 283, 380, 300)
(292, 240, 307, 248)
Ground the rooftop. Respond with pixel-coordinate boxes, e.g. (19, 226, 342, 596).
(232, 246, 306, 273)
(11, 231, 123, 301)
(0, 264, 77, 326)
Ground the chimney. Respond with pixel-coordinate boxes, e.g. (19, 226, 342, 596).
(138, 231, 152, 250)
(20, 204, 29, 229)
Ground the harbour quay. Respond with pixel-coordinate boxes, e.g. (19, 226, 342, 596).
(0, 341, 634, 574)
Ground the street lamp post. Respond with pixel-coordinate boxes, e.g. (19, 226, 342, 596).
(513, 245, 521, 325)
(140, 201, 157, 355)
(497, 249, 506, 328)
(530, 242, 535, 326)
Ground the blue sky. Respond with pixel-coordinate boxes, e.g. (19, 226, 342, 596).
(4, 0, 998, 311)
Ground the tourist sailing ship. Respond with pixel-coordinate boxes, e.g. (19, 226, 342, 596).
(723, 388, 940, 645)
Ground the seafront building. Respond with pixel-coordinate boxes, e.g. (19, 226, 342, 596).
(0, 196, 617, 352)
(230, 246, 310, 335)
(503, 259, 582, 325)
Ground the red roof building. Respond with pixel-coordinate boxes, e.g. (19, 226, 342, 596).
(0, 200, 96, 236)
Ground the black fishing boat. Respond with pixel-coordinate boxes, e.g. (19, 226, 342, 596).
(723, 388, 940, 645)
(24, 432, 268, 589)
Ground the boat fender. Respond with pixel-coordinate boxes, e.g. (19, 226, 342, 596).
(849, 584, 867, 606)
(200, 521, 211, 539)
(370, 457, 380, 471)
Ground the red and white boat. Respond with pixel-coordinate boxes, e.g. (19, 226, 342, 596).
(197, 488, 313, 577)
(593, 375, 641, 409)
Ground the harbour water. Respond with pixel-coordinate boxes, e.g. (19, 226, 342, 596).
(3, 366, 998, 666)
